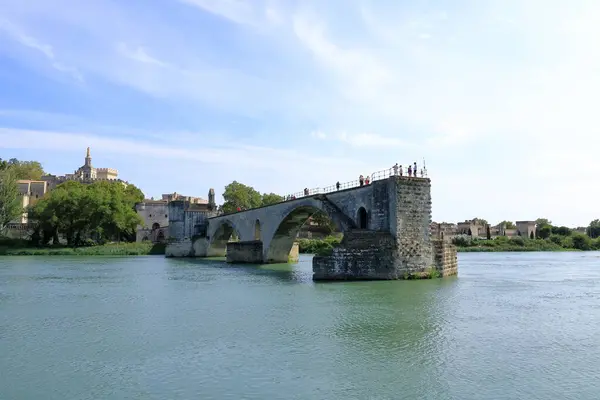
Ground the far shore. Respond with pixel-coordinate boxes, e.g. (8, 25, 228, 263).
(0, 241, 165, 256)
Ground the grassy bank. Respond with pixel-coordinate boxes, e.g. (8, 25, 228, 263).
(0, 238, 165, 256)
(297, 236, 342, 256)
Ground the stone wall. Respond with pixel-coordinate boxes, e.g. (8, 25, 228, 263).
(314, 177, 437, 280)
(390, 177, 433, 275)
(432, 239, 458, 277)
(313, 231, 397, 280)
(226, 241, 264, 263)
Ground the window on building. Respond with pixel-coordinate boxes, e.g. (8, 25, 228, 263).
(165, 214, 168, 218)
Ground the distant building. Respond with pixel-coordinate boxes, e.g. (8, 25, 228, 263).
(4, 180, 49, 238)
(41, 147, 125, 190)
(135, 189, 217, 243)
(515, 221, 536, 239)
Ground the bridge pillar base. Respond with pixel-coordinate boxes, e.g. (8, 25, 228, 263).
(226, 241, 264, 263)
(312, 231, 457, 281)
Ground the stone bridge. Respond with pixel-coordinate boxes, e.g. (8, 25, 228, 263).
(165, 176, 458, 280)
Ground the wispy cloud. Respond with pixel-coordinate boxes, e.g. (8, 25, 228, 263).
(0, 18, 83, 81)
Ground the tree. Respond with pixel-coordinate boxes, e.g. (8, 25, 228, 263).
(537, 224, 553, 239)
(499, 220, 516, 229)
(473, 218, 488, 226)
(221, 181, 262, 213)
(0, 167, 22, 233)
(587, 219, 600, 239)
(486, 224, 491, 240)
(30, 180, 142, 246)
(572, 232, 592, 250)
(0, 158, 45, 180)
(261, 193, 283, 206)
(551, 226, 572, 236)
(535, 218, 552, 226)
(310, 210, 336, 234)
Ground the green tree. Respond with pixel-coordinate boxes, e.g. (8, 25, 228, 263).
(535, 218, 552, 226)
(571, 232, 592, 250)
(261, 192, 284, 206)
(499, 220, 516, 229)
(587, 219, 600, 239)
(0, 167, 22, 233)
(30, 181, 142, 246)
(221, 181, 262, 213)
(0, 158, 45, 180)
(537, 224, 553, 239)
(473, 218, 488, 226)
(310, 210, 336, 234)
(551, 226, 572, 236)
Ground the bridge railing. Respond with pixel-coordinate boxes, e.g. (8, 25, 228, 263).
(216, 164, 430, 215)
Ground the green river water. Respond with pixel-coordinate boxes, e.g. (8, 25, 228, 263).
(1, 252, 599, 399)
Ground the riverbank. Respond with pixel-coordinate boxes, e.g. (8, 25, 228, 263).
(0, 239, 165, 256)
(297, 235, 600, 254)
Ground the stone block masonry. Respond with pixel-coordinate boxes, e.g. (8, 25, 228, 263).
(432, 239, 458, 277)
(226, 241, 264, 263)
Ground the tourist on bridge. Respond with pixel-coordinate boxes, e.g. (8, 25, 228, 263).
(399, 165, 403, 176)
(392, 163, 398, 175)
(336, 181, 340, 191)
(414, 162, 417, 177)
(304, 188, 309, 196)
(359, 175, 364, 186)
(408, 165, 412, 177)
(365, 176, 370, 185)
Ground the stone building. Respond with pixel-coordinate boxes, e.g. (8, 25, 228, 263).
(41, 147, 124, 190)
(516, 221, 536, 239)
(4, 180, 49, 238)
(135, 189, 217, 243)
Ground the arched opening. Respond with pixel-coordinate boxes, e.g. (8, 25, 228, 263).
(254, 219, 261, 241)
(357, 207, 368, 229)
(142, 236, 149, 242)
(207, 221, 241, 257)
(151, 222, 160, 231)
(265, 206, 343, 263)
(157, 231, 165, 243)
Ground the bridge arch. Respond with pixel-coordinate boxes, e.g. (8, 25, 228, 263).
(264, 204, 343, 263)
(357, 207, 368, 229)
(207, 219, 242, 257)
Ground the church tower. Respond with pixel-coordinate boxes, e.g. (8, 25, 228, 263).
(85, 147, 92, 167)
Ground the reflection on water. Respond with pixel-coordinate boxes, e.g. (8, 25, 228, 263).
(1, 252, 600, 399)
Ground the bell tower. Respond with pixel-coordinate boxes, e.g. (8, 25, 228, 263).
(85, 147, 92, 167)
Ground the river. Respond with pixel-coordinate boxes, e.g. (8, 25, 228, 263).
(1, 252, 599, 399)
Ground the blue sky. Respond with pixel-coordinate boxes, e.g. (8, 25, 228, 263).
(0, 0, 598, 227)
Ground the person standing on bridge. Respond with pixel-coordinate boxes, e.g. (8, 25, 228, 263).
(392, 163, 398, 175)
(399, 165, 403, 176)
(359, 175, 364, 186)
(336, 181, 340, 191)
(414, 162, 417, 177)
(365, 176, 370, 185)
(304, 188, 309, 196)
(408, 165, 412, 177)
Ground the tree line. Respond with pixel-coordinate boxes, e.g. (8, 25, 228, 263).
(0, 158, 144, 246)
